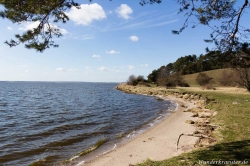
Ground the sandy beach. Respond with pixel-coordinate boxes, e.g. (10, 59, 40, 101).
(80, 95, 199, 166)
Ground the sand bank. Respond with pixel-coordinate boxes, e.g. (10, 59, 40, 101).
(76, 85, 205, 166)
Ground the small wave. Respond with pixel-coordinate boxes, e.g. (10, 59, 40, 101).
(98, 143, 117, 157)
(127, 130, 135, 138)
(63, 139, 107, 164)
(0, 102, 8, 107)
(29, 155, 61, 166)
(76, 160, 85, 166)
(37, 106, 51, 110)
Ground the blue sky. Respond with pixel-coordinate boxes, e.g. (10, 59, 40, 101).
(0, 0, 216, 82)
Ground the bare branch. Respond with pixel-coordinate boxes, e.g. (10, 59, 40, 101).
(231, 0, 249, 45)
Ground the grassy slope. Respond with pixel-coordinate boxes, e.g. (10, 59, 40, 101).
(136, 71, 250, 166)
(183, 68, 234, 87)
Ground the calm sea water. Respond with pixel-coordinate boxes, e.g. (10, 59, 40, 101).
(0, 82, 176, 166)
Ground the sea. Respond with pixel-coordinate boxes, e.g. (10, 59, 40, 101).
(0, 82, 177, 166)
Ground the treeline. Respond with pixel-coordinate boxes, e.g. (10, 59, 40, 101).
(127, 44, 250, 91)
(147, 51, 231, 85)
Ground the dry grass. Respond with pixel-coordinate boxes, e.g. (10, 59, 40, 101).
(178, 86, 248, 94)
(183, 68, 235, 87)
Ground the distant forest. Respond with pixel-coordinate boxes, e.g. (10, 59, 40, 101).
(127, 45, 250, 91)
(147, 51, 232, 83)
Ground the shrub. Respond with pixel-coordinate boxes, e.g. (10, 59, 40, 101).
(158, 72, 189, 87)
(196, 73, 212, 86)
(127, 75, 137, 86)
(127, 75, 147, 86)
(179, 82, 190, 87)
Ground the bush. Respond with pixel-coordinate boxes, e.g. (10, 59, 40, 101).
(127, 75, 137, 86)
(156, 72, 190, 87)
(196, 73, 212, 86)
(127, 75, 146, 86)
(169, 72, 190, 87)
(179, 82, 190, 87)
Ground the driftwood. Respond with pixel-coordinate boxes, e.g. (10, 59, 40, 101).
(176, 133, 216, 151)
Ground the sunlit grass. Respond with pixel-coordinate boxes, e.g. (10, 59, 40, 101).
(136, 88, 250, 166)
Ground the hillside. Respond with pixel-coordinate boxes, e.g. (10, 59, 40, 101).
(183, 68, 235, 87)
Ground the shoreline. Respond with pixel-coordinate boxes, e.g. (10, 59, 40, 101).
(72, 84, 210, 166)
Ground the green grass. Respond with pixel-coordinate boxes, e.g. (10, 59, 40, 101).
(183, 68, 234, 87)
(136, 89, 250, 166)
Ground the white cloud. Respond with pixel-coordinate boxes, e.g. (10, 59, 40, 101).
(92, 54, 101, 58)
(98, 66, 109, 71)
(128, 65, 135, 70)
(56, 68, 77, 72)
(129, 36, 139, 42)
(140, 64, 149, 67)
(19, 21, 40, 31)
(25, 70, 30, 73)
(97, 66, 120, 72)
(66, 3, 106, 26)
(106, 50, 120, 54)
(7, 26, 13, 30)
(56, 68, 67, 72)
(50, 24, 68, 34)
(116, 4, 133, 19)
(19, 21, 68, 34)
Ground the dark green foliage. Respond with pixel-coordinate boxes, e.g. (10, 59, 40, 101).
(173, 54, 198, 74)
(147, 69, 158, 83)
(196, 73, 212, 86)
(173, 51, 230, 75)
(0, 0, 80, 52)
(147, 51, 231, 86)
(139, 0, 161, 5)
